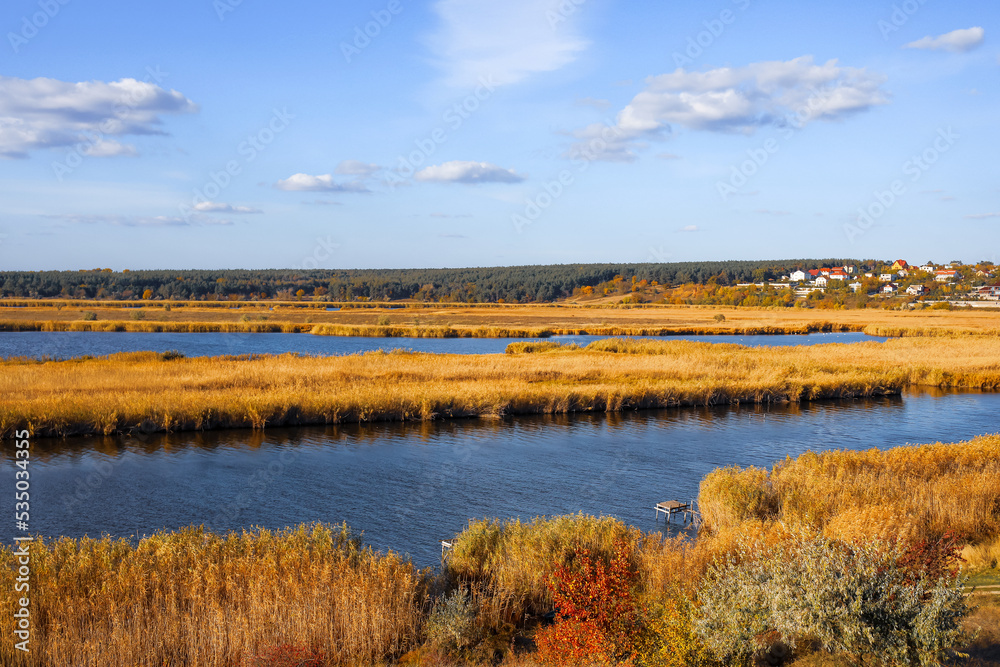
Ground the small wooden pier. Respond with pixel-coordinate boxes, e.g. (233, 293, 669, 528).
(441, 540, 454, 557)
(654, 500, 699, 526)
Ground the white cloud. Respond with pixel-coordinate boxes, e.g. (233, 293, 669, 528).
(755, 209, 791, 216)
(965, 212, 1000, 219)
(334, 160, 380, 177)
(0, 75, 198, 158)
(274, 173, 370, 192)
(45, 213, 230, 227)
(414, 160, 526, 184)
(904, 27, 984, 53)
(83, 140, 138, 157)
(679, 225, 699, 232)
(656, 152, 681, 160)
(192, 202, 262, 214)
(567, 56, 889, 162)
(429, 0, 589, 87)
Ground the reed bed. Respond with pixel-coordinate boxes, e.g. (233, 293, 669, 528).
(4, 337, 1000, 438)
(0, 320, 311, 333)
(3, 300, 1000, 338)
(2, 433, 998, 666)
(442, 515, 711, 651)
(698, 434, 1000, 543)
(0, 524, 428, 667)
(309, 324, 556, 338)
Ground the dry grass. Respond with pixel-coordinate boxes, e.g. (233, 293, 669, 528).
(2, 300, 999, 337)
(0, 524, 428, 667)
(965, 537, 1000, 571)
(699, 434, 1000, 543)
(963, 601, 1000, 666)
(443, 515, 711, 653)
(4, 337, 1000, 438)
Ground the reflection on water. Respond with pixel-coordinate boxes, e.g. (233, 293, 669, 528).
(0, 330, 886, 360)
(6, 389, 998, 566)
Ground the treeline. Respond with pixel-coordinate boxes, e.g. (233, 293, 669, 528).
(0, 259, 860, 303)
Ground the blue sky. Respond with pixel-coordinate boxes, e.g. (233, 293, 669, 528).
(0, 0, 996, 270)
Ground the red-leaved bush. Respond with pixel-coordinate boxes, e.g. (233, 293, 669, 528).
(896, 530, 965, 586)
(535, 539, 641, 666)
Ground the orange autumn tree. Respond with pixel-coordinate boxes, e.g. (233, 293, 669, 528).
(536, 539, 641, 666)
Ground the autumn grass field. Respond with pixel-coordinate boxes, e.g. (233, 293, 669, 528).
(1, 299, 998, 336)
(3, 336, 1000, 438)
(2, 436, 998, 666)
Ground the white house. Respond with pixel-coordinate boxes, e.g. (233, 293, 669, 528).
(906, 284, 924, 295)
(849, 282, 863, 292)
(815, 276, 828, 287)
(919, 265, 935, 273)
(935, 270, 958, 282)
(882, 283, 898, 294)
(790, 270, 807, 282)
(879, 274, 894, 282)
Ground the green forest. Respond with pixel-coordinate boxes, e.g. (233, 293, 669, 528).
(0, 259, 862, 303)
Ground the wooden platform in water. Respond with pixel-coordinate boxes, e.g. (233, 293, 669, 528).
(654, 500, 698, 525)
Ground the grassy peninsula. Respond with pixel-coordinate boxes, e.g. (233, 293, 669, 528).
(2, 336, 1000, 438)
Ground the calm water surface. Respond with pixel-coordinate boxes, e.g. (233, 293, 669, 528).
(6, 389, 997, 566)
(0, 330, 885, 359)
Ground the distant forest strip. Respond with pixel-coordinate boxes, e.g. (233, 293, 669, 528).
(0, 260, 860, 302)
(4, 336, 1000, 438)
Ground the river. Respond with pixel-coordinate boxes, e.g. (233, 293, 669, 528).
(9, 388, 997, 567)
(0, 330, 885, 359)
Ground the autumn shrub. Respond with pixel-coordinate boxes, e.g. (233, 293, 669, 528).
(896, 530, 966, 586)
(694, 533, 970, 667)
(425, 589, 480, 655)
(535, 539, 641, 666)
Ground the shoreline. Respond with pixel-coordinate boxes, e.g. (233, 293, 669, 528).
(3, 337, 999, 439)
(2, 318, 998, 338)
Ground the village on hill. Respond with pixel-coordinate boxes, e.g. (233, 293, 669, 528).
(777, 259, 998, 306)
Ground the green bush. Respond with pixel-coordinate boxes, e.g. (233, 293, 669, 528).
(694, 533, 970, 666)
(81, 311, 97, 321)
(425, 589, 479, 654)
